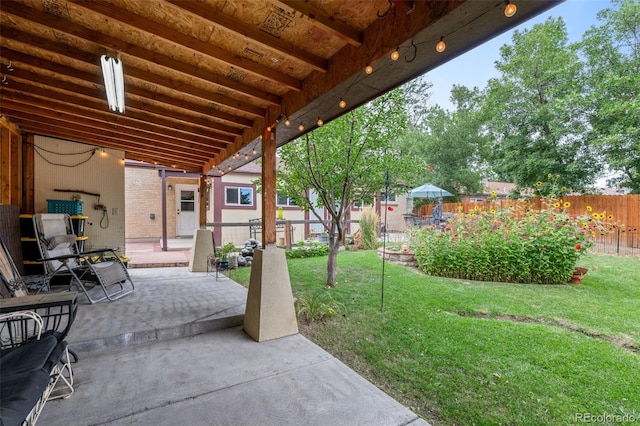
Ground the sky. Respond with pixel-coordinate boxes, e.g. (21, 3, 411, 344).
(426, 0, 611, 110)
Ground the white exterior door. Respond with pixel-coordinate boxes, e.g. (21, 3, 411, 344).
(175, 184, 198, 237)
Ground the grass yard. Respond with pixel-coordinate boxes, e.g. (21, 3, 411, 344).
(228, 252, 640, 425)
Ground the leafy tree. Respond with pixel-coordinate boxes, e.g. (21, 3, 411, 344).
(277, 89, 424, 287)
(580, 0, 640, 192)
(398, 84, 489, 197)
(483, 17, 601, 193)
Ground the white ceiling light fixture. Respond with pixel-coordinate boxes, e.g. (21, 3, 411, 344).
(100, 55, 125, 114)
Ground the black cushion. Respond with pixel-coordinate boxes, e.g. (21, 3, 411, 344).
(0, 335, 58, 379)
(0, 369, 51, 426)
(42, 340, 68, 373)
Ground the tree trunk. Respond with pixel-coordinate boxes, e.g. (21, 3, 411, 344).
(325, 237, 341, 287)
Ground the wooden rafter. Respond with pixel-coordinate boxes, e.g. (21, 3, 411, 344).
(274, 0, 362, 47)
(166, 0, 329, 73)
(68, 0, 303, 91)
(0, 0, 562, 173)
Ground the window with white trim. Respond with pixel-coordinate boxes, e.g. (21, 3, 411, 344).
(277, 191, 297, 206)
(225, 186, 253, 206)
(380, 191, 396, 203)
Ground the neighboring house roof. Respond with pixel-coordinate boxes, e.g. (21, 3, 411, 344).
(597, 187, 632, 195)
(235, 161, 262, 175)
(480, 181, 517, 196)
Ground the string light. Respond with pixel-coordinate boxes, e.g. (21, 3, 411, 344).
(317, 118, 323, 126)
(252, 148, 257, 155)
(298, 123, 304, 131)
(285, 118, 291, 126)
(436, 37, 446, 53)
(390, 47, 400, 61)
(339, 98, 346, 109)
(365, 64, 373, 74)
(244, 153, 249, 160)
(504, 1, 517, 17)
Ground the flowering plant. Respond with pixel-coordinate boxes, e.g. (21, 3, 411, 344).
(413, 178, 610, 284)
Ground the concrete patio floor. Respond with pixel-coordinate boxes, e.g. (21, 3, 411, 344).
(38, 265, 429, 425)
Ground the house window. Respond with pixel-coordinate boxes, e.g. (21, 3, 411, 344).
(470, 197, 485, 203)
(380, 191, 396, 203)
(277, 191, 297, 206)
(225, 186, 253, 206)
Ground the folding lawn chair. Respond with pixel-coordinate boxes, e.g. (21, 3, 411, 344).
(33, 213, 134, 304)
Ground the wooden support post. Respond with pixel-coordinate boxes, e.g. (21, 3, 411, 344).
(22, 134, 35, 214)
(198, 174, 207, 229)
(261, 127, 276, 248)
(244, 124, 298, 342)
(0, 127, 11, 205)
(284, 220, 292, 249)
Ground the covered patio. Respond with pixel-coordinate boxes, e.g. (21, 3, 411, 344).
(1, 1, 562, 423)
(37, 266, 428, 425)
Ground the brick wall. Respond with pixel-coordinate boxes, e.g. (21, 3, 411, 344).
(125, 167, 164, 239)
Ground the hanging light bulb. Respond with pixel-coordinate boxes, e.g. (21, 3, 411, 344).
(365, 64, 373, 74)
(390, 47, 400, 61)
(504, 1, 517, 17)
(436, 37, 446, 53)
(317, 118, 323, 126)
(285, 118, 291, 126)
(252, 148, 257, 155)
(244, 153, 249, 160)
(339, 98, 346, 109)
(298, 123, 304, 131)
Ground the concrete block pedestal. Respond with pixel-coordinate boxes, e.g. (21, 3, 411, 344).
(188, 229, 214, 272)
(244, 248, 298, 342)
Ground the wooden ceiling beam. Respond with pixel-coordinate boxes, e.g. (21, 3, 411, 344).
(16, 121, 208, 170)
(1, 2, 282, 105)
(1, 100, 224, 156)
(8, 113, 216, 162)
(1, 27, 266, 119)
(1, 91, 234, 148)
(1, 74, 244, 137)
(14, 117, 212, 165)
(0, 48, 252, 129)
(67, 0, 302, 91)
(124, 153, 202, 172)
(166, 0, 328, 73)
(274, 0, 362, 47)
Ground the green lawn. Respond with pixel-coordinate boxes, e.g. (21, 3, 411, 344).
(228, 252, 640, 425)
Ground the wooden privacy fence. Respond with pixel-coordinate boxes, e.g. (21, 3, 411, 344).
(417, 195, 640, 252)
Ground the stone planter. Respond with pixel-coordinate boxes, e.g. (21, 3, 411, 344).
(377, 248, 417, 267)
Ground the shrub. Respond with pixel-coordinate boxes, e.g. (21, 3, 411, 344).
(285, 242, 329, 259)
(413, 196, 609, 284)
(295, 291, 343, 323)
(359, 207, 379, 250)
(218, 242, 236, 259)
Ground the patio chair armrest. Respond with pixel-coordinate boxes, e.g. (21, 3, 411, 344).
(0, 293, 78, 344)
(36, 253, 81, 263)
(0, 310, 44, 349)
(80, 248, 118, 256)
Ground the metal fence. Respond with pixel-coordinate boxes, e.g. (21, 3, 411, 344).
(589, 226, 640, 257)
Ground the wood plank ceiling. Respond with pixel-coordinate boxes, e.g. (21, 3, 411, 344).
(0, 0, 561, 175)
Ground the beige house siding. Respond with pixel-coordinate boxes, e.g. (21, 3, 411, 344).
(34, 136, 126, 252)
(123, 160, 397, 246)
